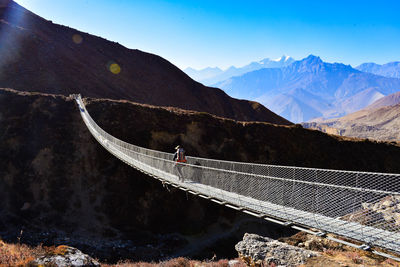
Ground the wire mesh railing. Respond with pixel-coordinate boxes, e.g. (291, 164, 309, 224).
(74, 95, 400, 253)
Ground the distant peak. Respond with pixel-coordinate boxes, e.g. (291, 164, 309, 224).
(208, 66, 222, 70)
(305, 54, 321, 60)
(258, 58, 270, 64)
(302, 55, 323, 64)
(357, 62, 380, 67)
(273, 55, 291, 62)
(226, 66, 238, 71)
(257, 56, 293, 65)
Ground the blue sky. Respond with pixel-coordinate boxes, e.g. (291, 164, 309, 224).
(14, 0, 400, 70)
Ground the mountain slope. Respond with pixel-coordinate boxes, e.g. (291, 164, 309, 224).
(303, 103, 400, 142)
(216, 55, 400, 122)
(366, 91, 400, 109)
(185, 56, 295, 86)
(0, 0, 290, 124)
(356, 62, 400, 79)
(258, 88, 331, 123)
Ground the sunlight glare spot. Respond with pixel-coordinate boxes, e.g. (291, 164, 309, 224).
(72, 34, 83, 44)
(109, 63, 121, 74)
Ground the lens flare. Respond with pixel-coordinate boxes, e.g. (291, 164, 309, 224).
(0, 0, 26, 71)
(109, 63, 121, 74)
(72, 34, 83, 44)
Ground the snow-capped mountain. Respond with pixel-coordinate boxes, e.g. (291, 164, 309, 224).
(184, 55, 295, 85)
(216, 55, 400, 123)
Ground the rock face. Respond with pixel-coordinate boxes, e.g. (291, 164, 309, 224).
(235, 233, 318, 266)
(0, 1, 290, 124)
(33, 246, 100, 267)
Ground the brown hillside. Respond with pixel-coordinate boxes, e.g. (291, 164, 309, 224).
(1, 88, 400, 261)
(0, 1, 290, 124)
(367, 91, 400, 110)
(303, 104, 400, 142)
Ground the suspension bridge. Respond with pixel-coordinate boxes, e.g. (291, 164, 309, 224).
(74, 95, 400, 259)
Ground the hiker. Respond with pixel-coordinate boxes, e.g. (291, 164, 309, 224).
(173, 145, 187, 163)
(173, 145, 186, 181)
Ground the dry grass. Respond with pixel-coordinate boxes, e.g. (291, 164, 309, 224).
(280, 232, 400, 267)
(103, 257, 246, 267)
(1, 236, 399, 267)
(45, 245, 70, 256)
(0, 239, 245, 267)
(0, 240, 44, 267)
(237, 244, 400, 267)
(303, 250, 400, 267)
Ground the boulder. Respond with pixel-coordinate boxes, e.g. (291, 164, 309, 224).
(361, 202, 373, 210)
(235, 233, 318, 267)
(33, 245, 100, 267)
(360, 195, 400, 228)
(393, 213, 400, 226)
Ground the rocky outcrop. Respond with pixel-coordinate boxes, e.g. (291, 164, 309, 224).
(340, 195, 400, 232)
(235, 233, 318, 266)
(33, 246, 100, 267)
(362, 196, 400, 227)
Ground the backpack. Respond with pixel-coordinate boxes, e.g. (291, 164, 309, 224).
(176, 148, 187, 163)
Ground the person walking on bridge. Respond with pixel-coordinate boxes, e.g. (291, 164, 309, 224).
(173, 145, 186, 181)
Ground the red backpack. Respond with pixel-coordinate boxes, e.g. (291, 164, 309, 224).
(176, 148, 187, 163)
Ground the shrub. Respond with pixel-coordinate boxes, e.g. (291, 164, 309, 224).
(346, 252, 363, 264)
(0, 240, 44, 266)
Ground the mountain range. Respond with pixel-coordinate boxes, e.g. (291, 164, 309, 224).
(0, 0, 289, 125)
(214, 55, 400, 123)
(184, 56, 295, 85)
(356, 62, 400, 79)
